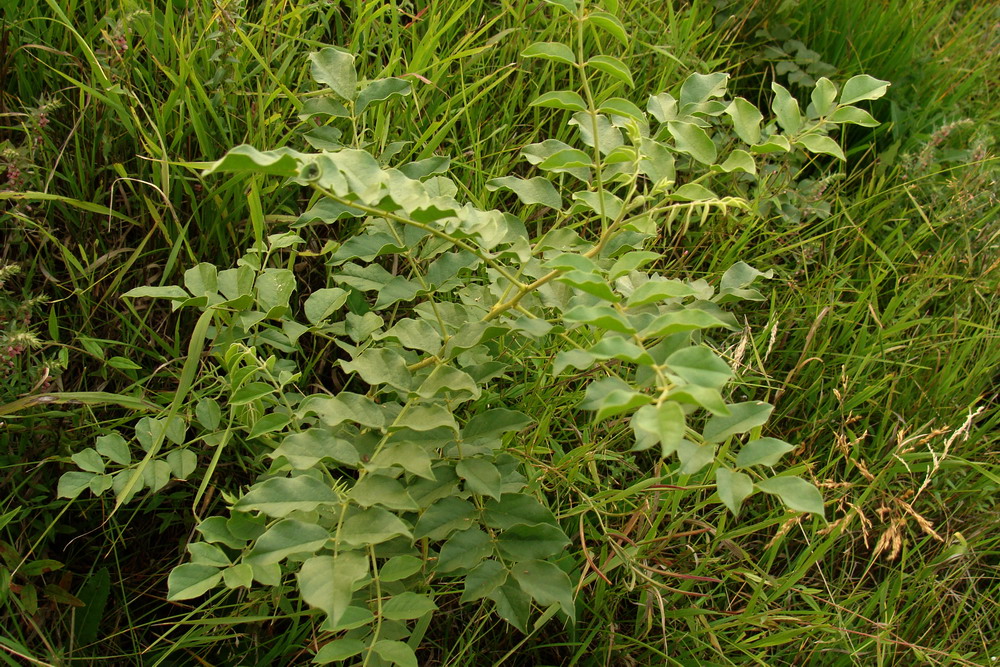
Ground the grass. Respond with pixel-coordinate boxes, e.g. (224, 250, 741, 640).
(2, 0, 998, 664)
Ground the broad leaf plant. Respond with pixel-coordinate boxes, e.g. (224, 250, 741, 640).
(58, 0, 887, 663)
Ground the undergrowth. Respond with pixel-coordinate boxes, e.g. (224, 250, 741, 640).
(1, 0, 997, 665)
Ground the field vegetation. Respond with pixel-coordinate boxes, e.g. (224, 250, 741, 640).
(1, 0, 997, 665)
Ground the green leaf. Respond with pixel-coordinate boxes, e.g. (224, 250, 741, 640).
(246, 519, 330, 565)
(563, 305, 634, 333)
(751, 135, 791, 154)
(403, 404, 459, 433)
(717, 149, 756, 174)
(529, 90, 587, 112)
(72, 448, 105, 474)
(203, 145, 305, 177)
(543, 0, 579, 13)
(664, 346, 733, 389)
(437, 527, 493, 573)
(196, 517, 246, 549)
(304, 288, 348, 325)
(828, 105, 879, 127)
(271, 428, 359, 469)
(771, 82, 801, 134)
(665, 385, 730, 416)
(300, 392, 387, 430)
(104, 356, 140, 371)
(457, 458, 503, 500)
(639, 137, 676, 186)
(795, 133, 846, 161)
(167, 564, 222, 601)
(165, 449, 198, 480)
(195, 399, 222, 431)
(735, 437, 796, 468)
(571, 191, 623, 220)
(188, 542, 231, 567)
(58, 471, 94, 499)
(461, 560, 508, 603)
(417, 365, 480, 402)
(521, 41, 576, 66)
(640, 309, 730, 338)
(652, 402, 685, 457)
(670, 183, 717, 201)
(341, 507, 413, 547)
(314, 639, 366, 664)
(586, 11, 628, 45)
(703, 401, 774, 443)
(379, 555, 424, 582)
(382, 592, 438, 621)
(586, 55, 634, 87)
(627, 278, 697, 306)
(95, 433, 130, 466)
(183, 263, 218, 298)
(668, 121, 717, 164)
(222, 563, 254, 590)
(632, 402, 683, 457)
(716, 467, 754, 515)
(297, 552, 368, 627)
(488, 581, 531, 632)
(233, 475, 340, 518)
(497, 523, 570, 561)
(569, 112, 625, 155)
(588, 338, 654, 365)
(372, 640, 418, 667)
(511, 559, 575, 621)
(463, 409, 533, 447)
(557, 270, 619, 302)
(482, 494, 558, 530)
(598, 97, 646, 123)
(309, 48, 357, 101)
(537, 148, 593, 175)
(349, 475, 418, 511)
(369, 441, 435, 480)
(230, 382, 274, 406)
(256, 268, 295, 313)
(679, 72, 729, 110)
(647, 92, 677, 123)
(121, 285, 190, 301)
(839, 75, 890, 105)
(592, 388, 653, 422)
(810, 77, 838, 117)
(414, 497, 477, 540)
(299, 97, 350, 121)
(487, 176, 562, 209)
(609, 251, 660, 279)
(87, 473, 110, 495)
(340, 347, 412, 391)
(356, 77, 411, 113)
(755, 476, 825, 517)
(247, 412, 292, 439)
(676, 439, 715, 474)
(319, 605, 374, 633)
(726, 97, 764, 145)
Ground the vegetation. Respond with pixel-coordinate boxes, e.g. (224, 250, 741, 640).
(1, 0, 997, 665)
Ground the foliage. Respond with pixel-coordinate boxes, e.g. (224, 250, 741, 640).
(2, 0, 997, 665)
(51, 2, 889, 662)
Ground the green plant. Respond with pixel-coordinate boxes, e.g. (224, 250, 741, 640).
(52, 1, 891, 663)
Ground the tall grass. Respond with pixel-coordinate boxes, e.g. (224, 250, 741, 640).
(1, 0, 997, 664)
